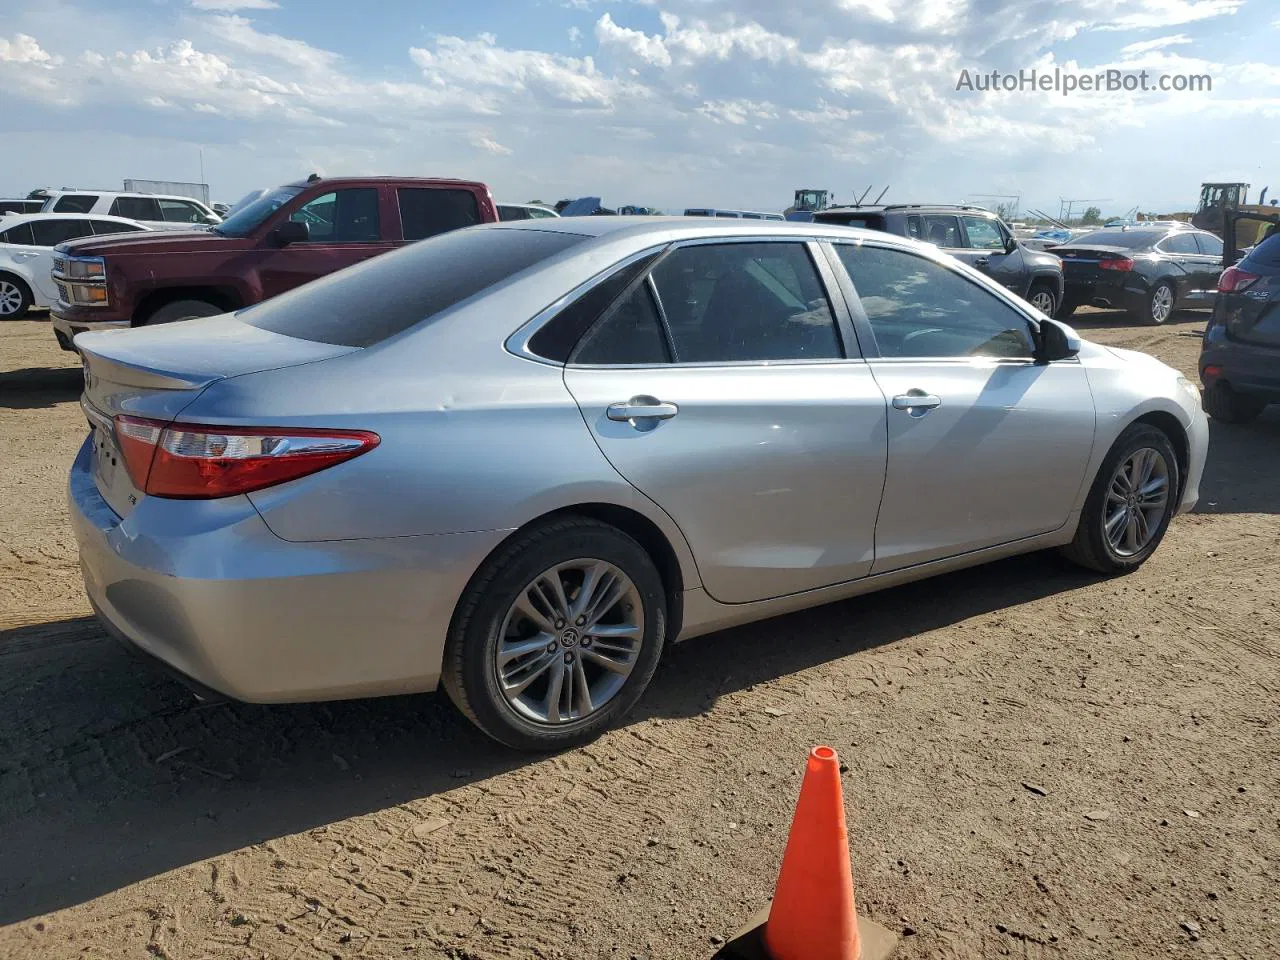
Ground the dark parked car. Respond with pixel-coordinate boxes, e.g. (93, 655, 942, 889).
(814, 204, 1064, 316)
(50, 176, 498, 350)
(1199, 232, 1280, 422)
(1055, 225, 1223, 325)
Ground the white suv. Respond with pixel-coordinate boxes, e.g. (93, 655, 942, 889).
(0, 213, 150, 319)
(37, 191, 221, 231)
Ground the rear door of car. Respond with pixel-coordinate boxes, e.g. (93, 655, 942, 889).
(258, 185, 397, 299)
(562, 237, 890, 604)
(1191, 232, 1225, 300)
(396, 187, 484, 242)
(1157, 231, 1205, 303)
(828, 239, 1095, 572)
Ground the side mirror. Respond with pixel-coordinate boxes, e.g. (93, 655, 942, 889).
(201, 214, 221, 225)
(274, 220, 309, 246)
(1035, 316, 1080, 363)
(1005, 235, 1019, 254)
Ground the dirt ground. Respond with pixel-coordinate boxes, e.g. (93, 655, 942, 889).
(0, 310, 1276, 960)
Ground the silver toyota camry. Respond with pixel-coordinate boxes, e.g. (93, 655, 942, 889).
(68, 217, 1208, 750)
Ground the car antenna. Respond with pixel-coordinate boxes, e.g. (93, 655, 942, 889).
(307, 172, 321, 183)
(873, 185, 890, 204)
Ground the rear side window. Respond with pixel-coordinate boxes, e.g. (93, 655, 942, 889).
(399, 188, 481, 241)
(527, 251, 663, 362)
(90, 219, 145, 235)
(1195, 233, 1224, 257)
(110, 196, 162, 221)
(1, 223, 35, 245)
(242, 227, 585, 347)
(158, 199, 205, 224)
(31, 219, 94, 246)
(572, 280, 670, 365)
(498, 205, 529, 222)
(53, 194, 98, 213)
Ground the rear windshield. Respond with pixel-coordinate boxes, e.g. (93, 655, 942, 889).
(241, 226, 586, 347)
(816, 213, 886, 230)
(1242, 231, 1280, 269)
(1068, 230, 1165, 249)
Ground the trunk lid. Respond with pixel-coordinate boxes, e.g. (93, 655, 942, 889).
(77, 316, 359, 518)
(1057, 245, 1138, 284)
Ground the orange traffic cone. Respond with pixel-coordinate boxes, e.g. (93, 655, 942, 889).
(711, 746, 896, 960)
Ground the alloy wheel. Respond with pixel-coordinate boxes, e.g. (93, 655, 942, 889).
(0, 281, 22, 316)
(495, 559, 644, 725)
(1104, 447, 1170, 557)
(1030, 289, 1055, 315)
(1150, 284, 1173, 323)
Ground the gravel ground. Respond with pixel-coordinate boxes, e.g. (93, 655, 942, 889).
(0, 310, 1276, 960)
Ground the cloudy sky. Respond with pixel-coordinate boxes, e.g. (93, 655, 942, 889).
(2, 0, 1277, 217)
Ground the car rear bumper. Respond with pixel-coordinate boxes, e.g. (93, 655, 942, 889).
(1063, 276, 1149, 313)
(1200, 324, 1280, 400)
(68, 436, 511, 703)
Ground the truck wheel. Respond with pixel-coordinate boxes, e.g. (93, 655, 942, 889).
(144, 299, 223, 325)
(0, 274, 33, 321)
(1027, 281, 1058, 317)
(1202, 381, 1267, 424)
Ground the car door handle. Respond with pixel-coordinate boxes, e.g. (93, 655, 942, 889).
(607, 397, 679, 422)
(892, 392, 942, 417)
(12, 251, 40, 262)
(973, 257, 989, 266)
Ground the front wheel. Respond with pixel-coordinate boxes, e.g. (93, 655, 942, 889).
(0, 275, 33, 321)
(1062, 423, 1180, 574)
(441, 516, 667, 751)
(1027, 282, 1058, 317)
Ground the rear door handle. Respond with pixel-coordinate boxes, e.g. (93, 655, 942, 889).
(892, 392, 942, 418)
(973, 257, 989, 266)
(607, 396, 679, 423)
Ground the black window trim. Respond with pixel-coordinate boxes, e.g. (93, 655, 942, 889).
(825, 237, 1052, 364)
(523, 235, 860, 369)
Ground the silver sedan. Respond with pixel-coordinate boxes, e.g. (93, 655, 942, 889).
(68, 218, 1208, 750)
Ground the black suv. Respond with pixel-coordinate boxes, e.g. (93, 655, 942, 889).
(813, 203, 1065, 316)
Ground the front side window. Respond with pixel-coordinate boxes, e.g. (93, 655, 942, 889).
(921, 215, 962, 248)
(650, 242, 841, 363)
(158, 199, 205, 224)
(110, 196, 162, 221)
(498, 205, 529, 222)
(836, 243, 1034, 359)
(31, 219, 94, 246)
(52, 194, 98, 214)
(905, 216, 923, 240)
(290, 189, 382, 242)
(399, 188, 481, 240)
(962, 216, 1006, 250)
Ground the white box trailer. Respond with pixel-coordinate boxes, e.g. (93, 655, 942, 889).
(122, 179, 211, 205)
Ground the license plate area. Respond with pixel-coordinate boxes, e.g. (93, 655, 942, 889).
(92, 426, 121, 491)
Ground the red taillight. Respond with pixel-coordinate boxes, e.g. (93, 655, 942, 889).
(1098, 256, 1135, 272)
(1218, 266, 1260, 293)
(113, 416, 379, 499)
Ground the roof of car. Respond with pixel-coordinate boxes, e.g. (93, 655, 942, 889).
(282, 176, 490, 190)
(37, 189, 211, 202)
(819, 203, 994, 216)
(484, 215, 922, 247)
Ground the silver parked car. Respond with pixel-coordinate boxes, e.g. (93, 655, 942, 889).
(69, 218, 1208, 750)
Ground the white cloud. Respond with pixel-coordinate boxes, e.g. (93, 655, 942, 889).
(596, 13, 671, 67)
(190, 0, 280, 10)
(199, 14, 339, 73)
(469, 131, 513, 155)
(1121, 34, 1193, 55)
(1094, 0, 1244, 31)
(0, 33, 60, 65)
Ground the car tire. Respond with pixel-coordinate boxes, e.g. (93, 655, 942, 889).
(143, 299, 223, 325)
(441, 516, 668, 752)
(1062, 423, 1181, 574)
(1202, 381, 1267, 424)
(1027, 281, 1058, 317)
(0, 274, 33, 321)
(1140, 280, 1176, 325)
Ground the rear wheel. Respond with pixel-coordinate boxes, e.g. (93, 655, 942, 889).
(1139, 281, 1175, 325)
(0, 275, 33, 321)
(441, 516, 667, 751)
(1027, 281, 1058, 317)
(1202, 381, 1267, 424)
(143, 299, 223, 325)
(1062, 423, 1180, 574)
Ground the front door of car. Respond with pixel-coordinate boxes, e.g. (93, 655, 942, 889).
(830, 241, 1096, 573)
(258, 187, 396, 299)
(563, 239, 889, 604)
(955, 215, 1026, 295)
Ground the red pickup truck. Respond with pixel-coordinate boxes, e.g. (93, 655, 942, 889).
(51, 175, 497, 350)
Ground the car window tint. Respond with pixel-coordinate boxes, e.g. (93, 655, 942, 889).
(399, 188, 481, 240)
(90, 219, 144, 235)
(1, 222, 35, 245)
(572, 280, 670, 365)
(291, 188, 381, 242)
(905, 216, 923, 240)
(922, 215, 962, 247)
(962, 216, 1005, 250)
(498, 205, 528, 221)
(109, 196, 162, 221)
(836, 243, 1033, 359)
(650, 242, 841, 363)
(527, 251, 663, 362)
(1194, 233, 1224, 256)
(158, 199, 204, 223)
(1162, 233, 1199, 254)
(242, 227, 584, 347)
(30, 219, 94, 246)
(53, 195, 98, 214)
